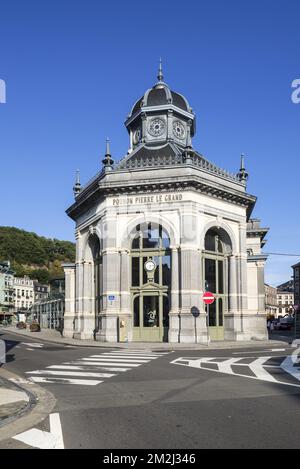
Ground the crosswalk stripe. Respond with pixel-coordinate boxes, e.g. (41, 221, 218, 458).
(21, 343, 44, 348)
(63, 362, 131, 371)
(107, 351, 164, 355)
(100, 354, 159, 359)
(80, 359, 142, 366)
(46, 365, 117, 375)
(28, 377, 103, 386)
(26, 370, 115, 378)
(89, 356, 149, 363)
(25, 351, 168, 387)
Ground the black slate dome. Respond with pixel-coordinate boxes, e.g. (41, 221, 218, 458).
(130, 83, 192, 116)
(129, 62, 192, 117)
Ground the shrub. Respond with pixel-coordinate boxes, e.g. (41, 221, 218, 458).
(29, 322, 41, 332)
(16, 321, 26, 329)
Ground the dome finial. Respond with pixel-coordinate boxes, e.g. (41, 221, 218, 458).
(105, 136, 111, 157)
(73, 169, 82, 197)
(157, 57, 163, 82)
(237, 153, 249, 183)
(102, 137, 114, 171)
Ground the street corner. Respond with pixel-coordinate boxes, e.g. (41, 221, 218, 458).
(0, 367, 56, 445)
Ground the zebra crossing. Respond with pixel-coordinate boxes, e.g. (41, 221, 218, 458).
(16, 342, 45, 351)
(25, 350, 169, 386)
(171, 355, 300, 388)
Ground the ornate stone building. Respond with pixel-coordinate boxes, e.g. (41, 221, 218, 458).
(63, 64, 269, 343)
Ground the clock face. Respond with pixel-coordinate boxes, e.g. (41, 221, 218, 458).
(172, 120, 185, 140)
(148, 118, 165, 137)
(133, 128, 141, 144)
(144, 260, 156, 272)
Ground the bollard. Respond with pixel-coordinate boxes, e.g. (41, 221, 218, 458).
(0, 339, 6, 364)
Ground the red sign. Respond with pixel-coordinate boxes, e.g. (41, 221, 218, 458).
(203, 292, 215, 305)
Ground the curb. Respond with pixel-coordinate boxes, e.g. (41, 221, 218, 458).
(1, 327, 289, 351)
(0, 368, 56, 442)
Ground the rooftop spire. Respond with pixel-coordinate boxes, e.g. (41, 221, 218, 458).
(237, 154, 249, 183)
(73, 169, 82, 197)
(157, 58, 163, 82)
(105, 136, 111, 158)
(102, 137, 114, 171)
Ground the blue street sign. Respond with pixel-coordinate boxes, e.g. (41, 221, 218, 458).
(108, 295, 116, 301)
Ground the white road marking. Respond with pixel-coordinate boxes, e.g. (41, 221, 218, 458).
(248, 357, 278, 382)
(171, 356, 300, 388)
(27, 369, 115, 378)
(21, 342, 44, 348)
(80, 359, 142, 366)
(280, 356, 300, 381)
(102, 351, 161, 354)
(89, 356, 150, 363)
(232, 349, 286, 354)
(28, 376, 103, 386)
(13, 413, 64, 449)
(218, 358, 243, 373)
(25, 352, 169, 386)
(26, 348, 34, 351)
(63, 362, 131, 371)
(100, 354, 159, 359)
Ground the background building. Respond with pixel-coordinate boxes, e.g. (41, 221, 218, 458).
(265, 284, 277, 317)
(14, 276, 35, 312)
(292, 262, 300, 306)
(34, 281, 50, 302)
(276, 290, 294, 317)
(0, 261, 15, 322)
(277, 279, 294, 293)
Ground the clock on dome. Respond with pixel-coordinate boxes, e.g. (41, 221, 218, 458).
(148, 118, 165, 137)
(172, 120, 185, 140)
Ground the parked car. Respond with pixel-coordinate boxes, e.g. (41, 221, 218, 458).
(274, 317, 294, 330)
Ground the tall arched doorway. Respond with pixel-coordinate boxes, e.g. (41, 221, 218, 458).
(131, 222, 171, 342)
(203, 228, 232, 341)
(88, 234, 103, 334)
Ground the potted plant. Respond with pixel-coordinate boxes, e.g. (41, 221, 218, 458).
(29, 321, 41, 332)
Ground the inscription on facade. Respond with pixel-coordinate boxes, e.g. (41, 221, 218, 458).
(112, 192, 183, 206)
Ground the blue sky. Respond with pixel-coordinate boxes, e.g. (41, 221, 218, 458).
(0, 0, 299, 286)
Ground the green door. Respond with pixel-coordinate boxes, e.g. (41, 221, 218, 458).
(132, 292, 169, 342)
(207, 298, 224, 341)
(204, 257, 226, 341)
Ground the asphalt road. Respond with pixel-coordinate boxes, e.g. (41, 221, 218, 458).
(0, 330, 300, 449)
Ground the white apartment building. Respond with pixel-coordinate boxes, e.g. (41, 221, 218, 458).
(276, 291, 294, 317)
(14, 276, 35, 310)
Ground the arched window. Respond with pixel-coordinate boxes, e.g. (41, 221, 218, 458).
(204, 228, 231, 340)
(131, 222, 171, 342)
(88, 234, 103, 328)
(131, 223, 171, 288)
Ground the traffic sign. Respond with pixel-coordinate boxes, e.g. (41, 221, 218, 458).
(203, 292, 215, 305)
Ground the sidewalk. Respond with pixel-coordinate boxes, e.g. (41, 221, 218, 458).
(0, 374, 31, 427)
(0, 325, 288, 350)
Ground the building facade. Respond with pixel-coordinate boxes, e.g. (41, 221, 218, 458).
(30, 297, 64, 330)
(34, 281, 50, 302)
(292, 262, 300, 306)
(0, 261, 15, 321)
(265, 284, 277, 317)
(276, 291, 294, 317)
(14, 276, 35, 311)
(63, 66, 269, 343)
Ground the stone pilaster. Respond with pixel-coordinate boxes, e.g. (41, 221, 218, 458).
(168, 247, 179, 342)
(62, 264, 75, 338)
